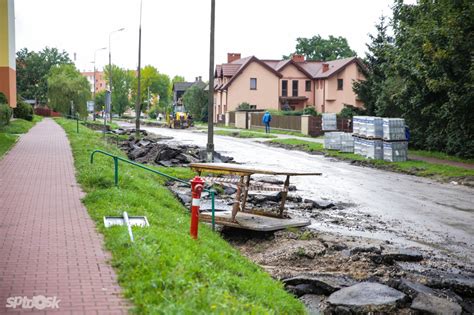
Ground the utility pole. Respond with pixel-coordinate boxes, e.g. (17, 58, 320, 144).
(135, 0, 143, 137)
(147, 86, 150, 113)
(108, 28, 125, 123)
(206, 0, 216, 162)
(93, 47, 106, 121)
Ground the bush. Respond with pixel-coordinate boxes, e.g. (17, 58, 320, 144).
(148, 105, 159, 119)
(0, 92, 8, 105)
(303, 107, 318, 116)
(13, 101, 34, 121)
(0, 104, 12, 127)
(339, 106, 366, 118)
(237, 102, 251, 110)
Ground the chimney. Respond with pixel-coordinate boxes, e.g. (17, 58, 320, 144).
(322, 63, 329, 72)
(198, 76, 202, 81)
(292, 54, 305, 63)
(227, 53, 241, 63)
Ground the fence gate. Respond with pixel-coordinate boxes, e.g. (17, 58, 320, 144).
(308, 116, 323, 136)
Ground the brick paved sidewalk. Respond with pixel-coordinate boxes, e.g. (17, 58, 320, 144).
(0, 119, 129, 314)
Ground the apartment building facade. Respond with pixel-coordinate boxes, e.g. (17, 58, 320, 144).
(214, 53, 365, 121)
(81, 71, 107, 93)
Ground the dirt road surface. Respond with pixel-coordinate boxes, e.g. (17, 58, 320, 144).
(118, 122, 474, 266)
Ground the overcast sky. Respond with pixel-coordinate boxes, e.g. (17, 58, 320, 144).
(15, 0, 406, 81)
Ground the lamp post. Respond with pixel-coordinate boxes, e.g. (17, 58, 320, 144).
(135, 0, 143, 136)
(93, 47, 106, 121)
(206, 0, 216, 162)
(108, 27, 125, 123)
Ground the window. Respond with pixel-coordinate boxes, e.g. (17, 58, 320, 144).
(337, 79, 343, 90)
(250, 105, 257, 109)
(305, 80, 311, 92)
(292, 80, 298, 96)
(250, 78, 257, 90)
(282, 80, 288, 97)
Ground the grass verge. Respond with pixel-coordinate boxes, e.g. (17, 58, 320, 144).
(0, 115, 43, 159)
(55, 118, 305, 314)
(268, 138, 474, 180)
(215, 129, 277, 139)
(408, 149, 474, 165)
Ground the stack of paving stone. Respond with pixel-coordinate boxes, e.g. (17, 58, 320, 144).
(322, 113, 337, 131)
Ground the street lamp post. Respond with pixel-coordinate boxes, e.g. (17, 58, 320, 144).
(135, 0, 143, 137)
(108, 27, 125, 123)
(93, 47, 106, 121)
(206, 0, 216, 162)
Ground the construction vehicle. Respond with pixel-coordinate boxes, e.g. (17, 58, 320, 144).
(166, 99, 193, 129)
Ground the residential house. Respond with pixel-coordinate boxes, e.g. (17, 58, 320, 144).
(213, 53, 365, 121)
(172, 76, 206, 105)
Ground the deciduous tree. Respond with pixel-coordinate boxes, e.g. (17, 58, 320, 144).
(285, 35, 356, 61)
(47, 64, 90, 117)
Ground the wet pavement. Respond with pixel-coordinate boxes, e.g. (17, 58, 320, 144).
(117, 122, 474, 266)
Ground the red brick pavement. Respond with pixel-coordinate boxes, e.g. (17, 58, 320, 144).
(0, 119, 129, 314)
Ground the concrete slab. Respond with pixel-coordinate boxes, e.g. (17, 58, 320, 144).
(199, 211, 310, 231)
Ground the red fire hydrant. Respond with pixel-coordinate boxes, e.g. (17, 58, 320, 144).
(190, 176, 204, 239)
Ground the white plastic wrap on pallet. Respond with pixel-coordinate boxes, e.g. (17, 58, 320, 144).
(383, 141, 408, 162)
(324, 131, 344, 150)
(366, 139, 383, 160)
(353, 116, 361, 135)
(322, 113, 337, 131)
(339, 133, 354, 153)
(383, 118, 406, 141)
(366, 116, 383, 139)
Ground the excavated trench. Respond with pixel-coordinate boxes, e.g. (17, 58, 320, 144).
(111, 127, 474, 314)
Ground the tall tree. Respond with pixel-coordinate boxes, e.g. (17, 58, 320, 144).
(104, 65, 134, 116)
(132, 65, 171, 112)
(391, 0, 474, 157)
(16, 47, 72, 104)
(182, 85, 208, 122)
(353, 16, 401, 117)
(285, 35, 356, 61)
(47, 64, 91, 116)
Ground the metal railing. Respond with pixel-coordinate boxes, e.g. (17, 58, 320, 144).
(90, 149, 217, 230)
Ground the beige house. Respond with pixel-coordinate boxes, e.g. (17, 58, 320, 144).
(214, 53, 365, 121)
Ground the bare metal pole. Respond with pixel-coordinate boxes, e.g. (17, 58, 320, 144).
(108, 28, 125, 123)
(135, 0, 143, 137)
(206, 0, 215, 162)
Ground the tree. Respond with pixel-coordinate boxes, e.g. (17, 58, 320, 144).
(353, 16, 401, 117)
(47, 64, 91, 116)
(104, 65, 134, 116)
(16, 47, 72, 104)
(182, 85, 207, 122)
(285, 35, 356, 61)
(391, 0, 474, 157)
(131, 65, 171, 113)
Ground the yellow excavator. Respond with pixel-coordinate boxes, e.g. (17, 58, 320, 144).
(166, 101, 193, 129)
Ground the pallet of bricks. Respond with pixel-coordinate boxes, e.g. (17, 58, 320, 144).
(353, 116, 407, 162)
(323, 113, 354, 153)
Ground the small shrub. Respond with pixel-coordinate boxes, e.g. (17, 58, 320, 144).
(0, 104, 12, 127)
(148, 105, 159, 119)
(0, 92, 8, 105)
(339, 105, 366, 118)
(303, 107, 318, 116)
(13, 101, 34, 121)
(237, 102, 251, 110)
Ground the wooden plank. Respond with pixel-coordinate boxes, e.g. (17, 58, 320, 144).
(199, 211, 310, 231)
(190, 163, 322, 176)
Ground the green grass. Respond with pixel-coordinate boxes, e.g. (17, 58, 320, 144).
(0, 116, 43, 159)
(55, 118, 305, 314)
(215, 130, 277, 139)
(269, 138, 474, 180)
(409, 149, 474, 164)
(0, 133, 18, 158)
(82, 119, 119, 130)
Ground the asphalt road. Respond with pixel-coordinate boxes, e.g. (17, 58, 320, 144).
(120, 123, 474, 264)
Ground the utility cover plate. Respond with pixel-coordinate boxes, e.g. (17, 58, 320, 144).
(103, 216, 150, 228)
